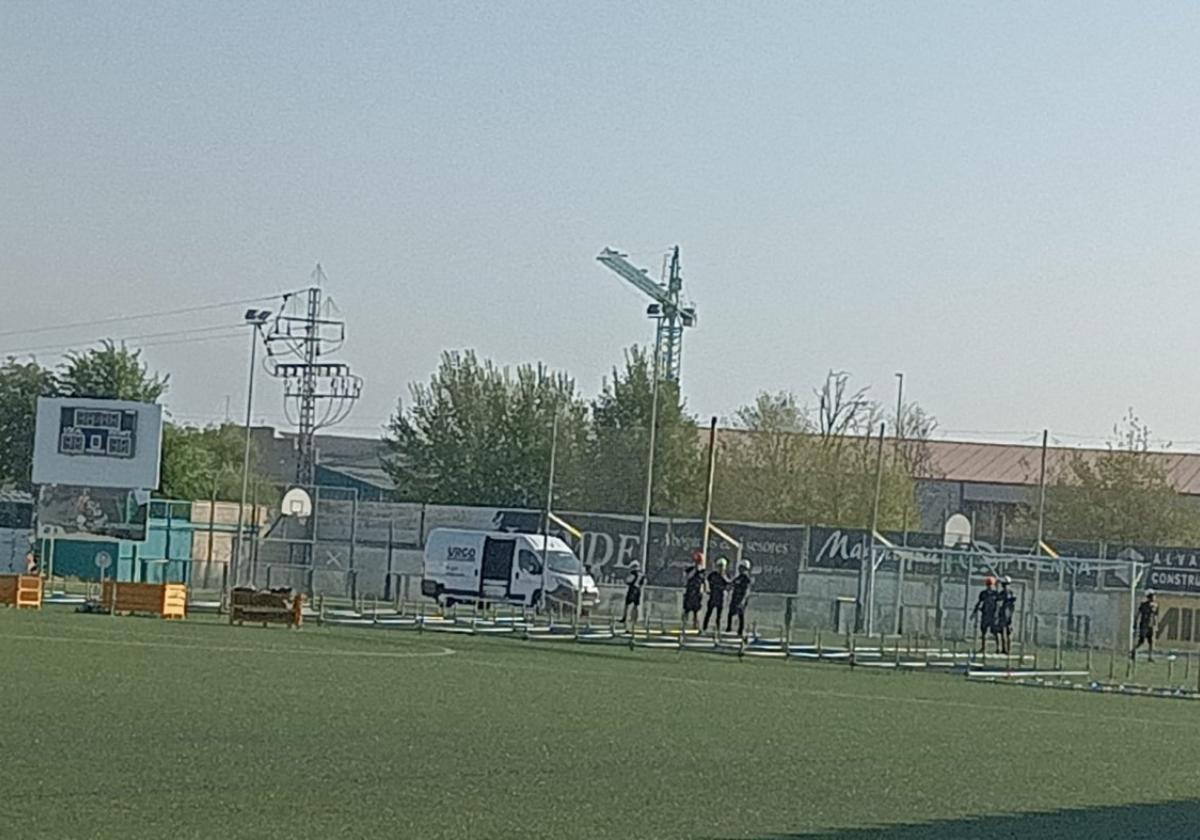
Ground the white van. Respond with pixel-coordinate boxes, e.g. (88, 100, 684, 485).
(421, 528, 600, 610)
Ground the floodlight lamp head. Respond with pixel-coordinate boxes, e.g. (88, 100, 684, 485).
(647, 304, 661, 317)
(244, 309, 271, 325)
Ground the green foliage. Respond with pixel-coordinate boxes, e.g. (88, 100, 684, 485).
(715, 373, 921, 529)
(0, 358, 58, 489)
(588, 346, 703, 516)
(382, 350, 589, 508)
(160, 423, 269, 501)
(1040, 410, 1199, 545)
(58, 340, 169, 402)
(712, 390, 814, 523)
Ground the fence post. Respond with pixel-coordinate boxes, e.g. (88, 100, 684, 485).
(783, 603, 792, 659)
(1055, 615, 1063, 671)
(384, 520, 395, 602)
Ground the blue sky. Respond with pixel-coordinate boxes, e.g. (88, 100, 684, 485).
(4, 2, 1200, 448)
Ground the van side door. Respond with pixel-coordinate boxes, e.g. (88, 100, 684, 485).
(480, 537, 516, 600)
(514, 548, 543, 605)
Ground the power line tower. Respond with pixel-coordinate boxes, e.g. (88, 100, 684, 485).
(596, 245, 696, 382)
(262, 266, 362, 486)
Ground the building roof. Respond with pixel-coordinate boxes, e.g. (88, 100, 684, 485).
(715, 428, 1200, 495)
(922, 439, 1200, 494)
(253, 426, 1200, 497)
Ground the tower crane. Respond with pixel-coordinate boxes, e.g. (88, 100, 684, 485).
(596, 246, 697, 383)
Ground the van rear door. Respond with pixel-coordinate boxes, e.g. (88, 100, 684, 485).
(480, 537, 516, 600)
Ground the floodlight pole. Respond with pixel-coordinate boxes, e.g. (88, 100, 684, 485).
(700, 417, 718, 565)
(866, 422, 886, 636)
(638, 330, 663, 575)
(540, 414, 558, 614)
(233, 319, 263, 594)
(1032, 429, 1048, 631)
(1035, 429, 1048, 550)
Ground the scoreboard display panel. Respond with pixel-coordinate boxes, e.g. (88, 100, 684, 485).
(58, 406, 139, 459)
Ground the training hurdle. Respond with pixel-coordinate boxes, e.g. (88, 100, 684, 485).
(101, 581, 187, 619)
(0, 575, 43, 609)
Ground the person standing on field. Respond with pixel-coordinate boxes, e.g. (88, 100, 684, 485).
(703, 557, 730, 634)
(726, 559, 753, 638)
(998, 576, 1017, 655)
(970, 576, 1002, 654)
(622, 561, 644, 628)
(682, 552, 706, 631)
(1131, 590, 1159, 662)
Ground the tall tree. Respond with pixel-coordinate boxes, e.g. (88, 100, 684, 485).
(1039, 410, 1198, 545)
(716, 372, 925, 529)
(58, 340, 169, 402)
(713, 390, 814, 523)
(0, 358, 58, 490)
(589, 346, 703, 517)
(382, 350, 588, 508)
(159, 423, 270, 502)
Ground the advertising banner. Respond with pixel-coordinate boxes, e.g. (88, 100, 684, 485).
(37, 484, 150, 542)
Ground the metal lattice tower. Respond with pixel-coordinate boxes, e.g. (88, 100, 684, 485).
(263, 267, 363, 486)
(597, 245, 696, 382)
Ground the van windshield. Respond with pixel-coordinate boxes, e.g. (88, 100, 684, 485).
(546, 551, 582, 575)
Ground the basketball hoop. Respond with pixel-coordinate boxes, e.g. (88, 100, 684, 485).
(943, 513, 972, 549)
(281, 487, 313, 522)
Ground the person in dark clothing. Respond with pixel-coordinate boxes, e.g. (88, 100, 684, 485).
(682, 552, 706, 631)
(997, 576, 1017, 655)
(726, 560, 753, 638)
(622, 561, 644, 628)
(970, 576, 1002, 654)
(703, 558, 730, 634)
(1131, 591, 1159, 662)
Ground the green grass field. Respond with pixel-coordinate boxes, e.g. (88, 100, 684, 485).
(2, 609, 1199, 839)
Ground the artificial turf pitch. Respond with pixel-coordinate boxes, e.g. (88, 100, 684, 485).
(2, 609, 1199, 839)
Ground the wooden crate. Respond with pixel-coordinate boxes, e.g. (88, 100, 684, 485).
(231, 588, 303, 628)
(101, 582, 187, 619)
(0, 575, 42, 609)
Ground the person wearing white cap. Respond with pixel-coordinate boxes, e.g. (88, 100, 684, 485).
(703, 558, 731, 634)
(726, 559, 753, 638)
